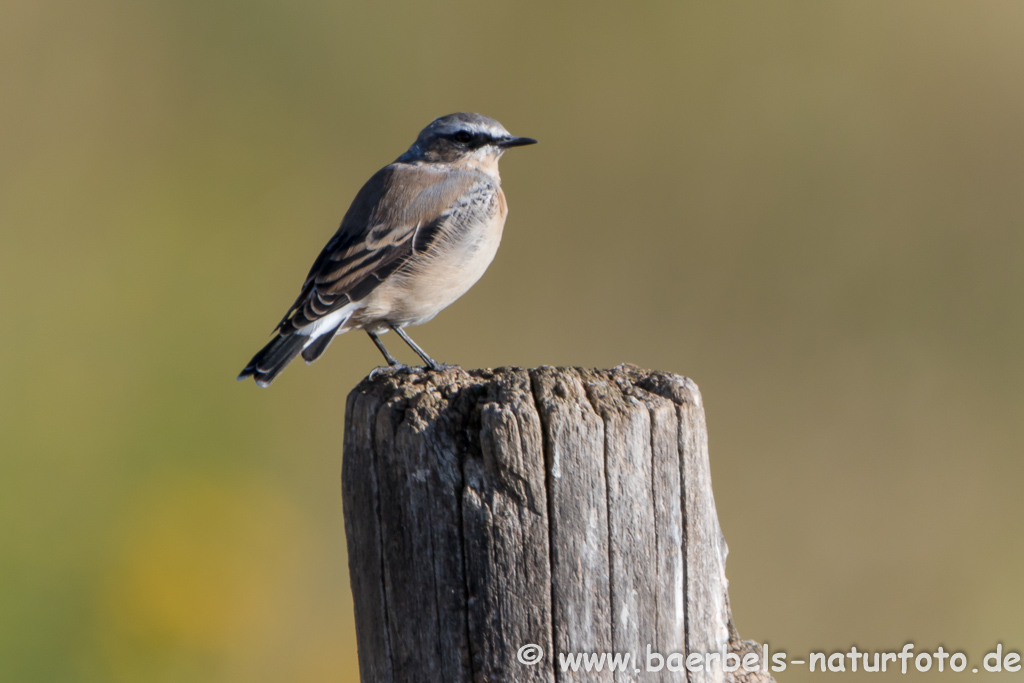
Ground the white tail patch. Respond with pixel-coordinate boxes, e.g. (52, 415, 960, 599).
(297, 303, 359, 348)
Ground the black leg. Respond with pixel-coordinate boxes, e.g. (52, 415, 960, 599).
(366, 330, 402, 366)
(390, 325, 442, 371)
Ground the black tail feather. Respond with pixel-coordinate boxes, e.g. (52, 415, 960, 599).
(237, 333, 307, 388)
(300, 324, 341, 364)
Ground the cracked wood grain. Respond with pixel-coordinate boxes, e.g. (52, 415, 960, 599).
(342, 365, 773, 683)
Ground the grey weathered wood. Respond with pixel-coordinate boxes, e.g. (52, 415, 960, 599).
(342, 365, 773, 683)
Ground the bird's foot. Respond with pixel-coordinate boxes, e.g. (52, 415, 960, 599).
(369, 363, 417, 380)
(425, 362, 460, 372)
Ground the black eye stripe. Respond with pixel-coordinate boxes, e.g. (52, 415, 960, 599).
(446, 130, 498, 146)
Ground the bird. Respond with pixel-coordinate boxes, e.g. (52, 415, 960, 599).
(238, 112, 537, 387)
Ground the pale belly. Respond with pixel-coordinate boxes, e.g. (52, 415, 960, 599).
(353, 210, 506, 332)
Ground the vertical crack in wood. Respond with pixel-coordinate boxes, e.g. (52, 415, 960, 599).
(678, 405, 690, 683)
(645, 398, 662, 666)
(372, 401, 395, 682)
(579, 373, 618, 680)
(375, 396, 404, 680)
(458, 443, 478, 682)
(643, 393, 667, 675)
(457, 384, 478, 683)
(528, 371, 561, 683)
(424, 410, 444, 680)
(678, 402, 693, 683)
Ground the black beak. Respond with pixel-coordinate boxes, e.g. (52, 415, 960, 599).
(498, 136, 538, 149)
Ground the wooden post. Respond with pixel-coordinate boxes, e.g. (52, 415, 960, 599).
(342, 365, 773, 683)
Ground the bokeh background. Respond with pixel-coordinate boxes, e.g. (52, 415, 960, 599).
(3, 1, 1023, 681)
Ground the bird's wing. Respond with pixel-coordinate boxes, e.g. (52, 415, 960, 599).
(273, 163, 489, 335)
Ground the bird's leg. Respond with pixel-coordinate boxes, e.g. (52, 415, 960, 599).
(366, 330, 407, 370)
(390, 325, 449, 371)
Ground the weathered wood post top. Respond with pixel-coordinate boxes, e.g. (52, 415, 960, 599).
(342, 364, 771, 683)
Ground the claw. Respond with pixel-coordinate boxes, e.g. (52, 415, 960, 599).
(369, 363, 413, 380)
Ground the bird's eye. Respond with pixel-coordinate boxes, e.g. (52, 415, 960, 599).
(453, 131, 473, 144)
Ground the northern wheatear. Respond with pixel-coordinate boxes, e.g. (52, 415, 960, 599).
(238, 113, 536, 387)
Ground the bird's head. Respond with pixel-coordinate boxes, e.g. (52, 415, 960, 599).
(399, 113, 537, 172)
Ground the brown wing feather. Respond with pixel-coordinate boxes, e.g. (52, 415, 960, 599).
(273, 163, 481, 335)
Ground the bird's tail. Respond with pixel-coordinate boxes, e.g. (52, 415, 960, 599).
(237, 333, 307, 388)
(239, 304, 355, 387)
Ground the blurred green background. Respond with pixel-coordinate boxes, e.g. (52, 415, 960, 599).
(3, 1, 1023, 681)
